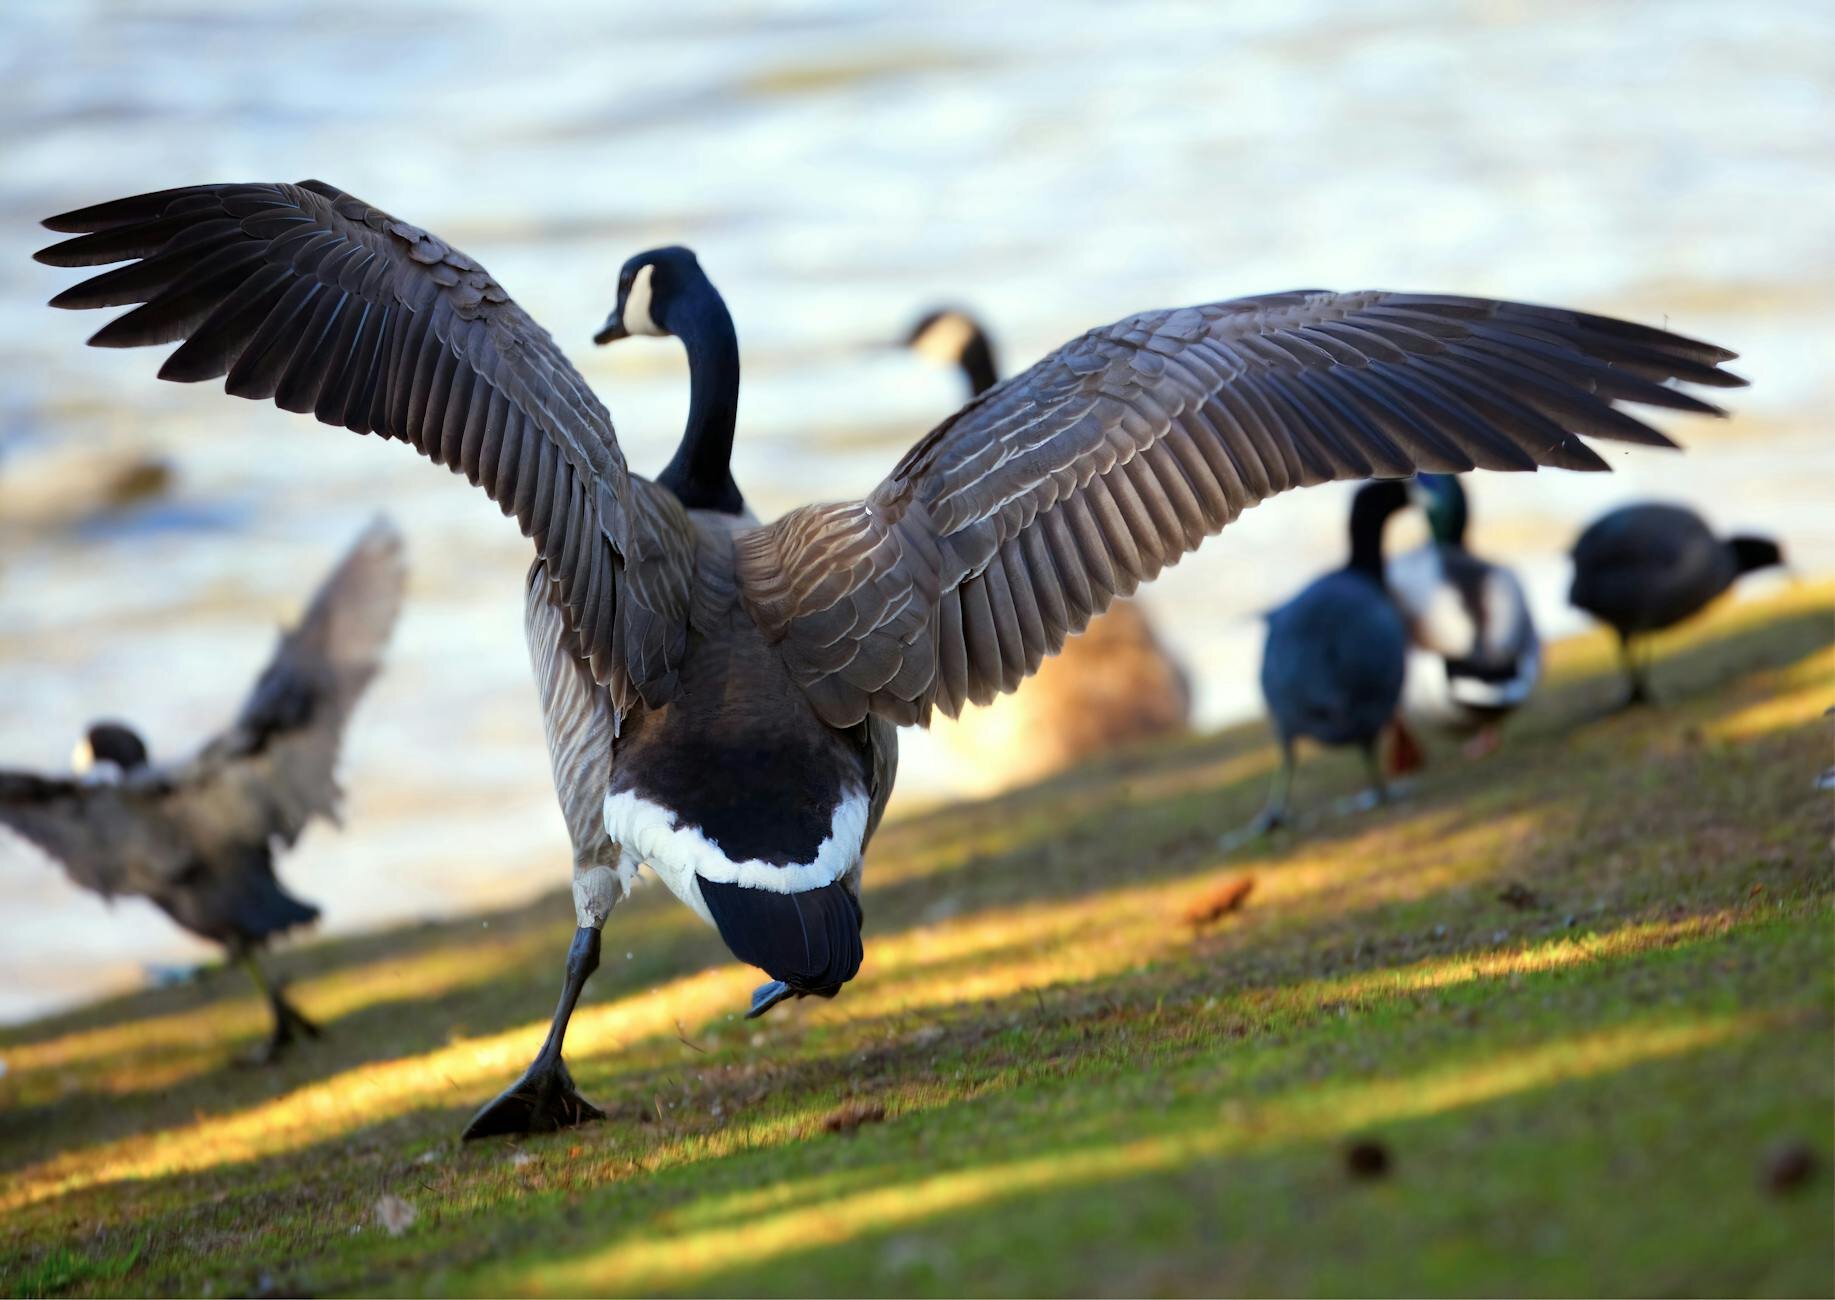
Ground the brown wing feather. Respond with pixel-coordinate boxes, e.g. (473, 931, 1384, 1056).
(737, 290, 1743, 727)
(37, 180, 693, 711)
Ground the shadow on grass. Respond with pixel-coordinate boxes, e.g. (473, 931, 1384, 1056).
(4, 594, 1827, 1168)
(0, 588, 1828, 1295)
(7, 912, 1827, 1297)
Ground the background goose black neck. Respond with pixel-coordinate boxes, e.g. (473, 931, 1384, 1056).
(655, 272, 745, 515)
(958, 328, 999, 397)
(1347, 480, 1411, 579)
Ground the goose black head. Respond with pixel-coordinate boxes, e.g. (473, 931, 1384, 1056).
(74, 721, 148, 781)
(595, 244, 744, 514)
(1730, 534, 1784, 575)
(594, 246, 705, 346)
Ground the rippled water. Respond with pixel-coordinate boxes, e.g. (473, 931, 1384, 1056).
(1, 0, 1830, 1021)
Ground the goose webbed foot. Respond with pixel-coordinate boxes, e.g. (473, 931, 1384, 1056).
(1350, 742, 1393, 812)
(237, 953, 321, 1066)
(1610, 638, 1656, 714)
(1620, 682, 1655, 711)
(1335, 774, 1409, 818)
(1231, 737, 1297, 845)
(464, 924, 605, 1140)
(1249, 804, 1287, 835)
(463, 1055, 605, 1140)
(1598, 682, 1655, 719)
(243, 992, 321, 1066)
(745, 979, 797, 1019)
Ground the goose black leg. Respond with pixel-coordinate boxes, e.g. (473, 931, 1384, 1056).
(463, 926, 606, 1140)
(240, 950, 320, 1066)
(1356, 738, 1390, 809)
(1616, 633, 1654, 710)
(1246, 735, 1297, 836)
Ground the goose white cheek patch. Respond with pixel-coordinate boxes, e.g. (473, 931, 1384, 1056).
(622, 264, 665, 337)
(910, 311, 977, 366)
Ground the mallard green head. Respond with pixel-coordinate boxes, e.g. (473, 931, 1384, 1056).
(1411, 473, 1469, 547)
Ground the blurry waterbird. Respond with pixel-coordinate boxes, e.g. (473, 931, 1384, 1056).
(0, 518, 405, 1062)
(1387, 473, 1540, 757)
(1253, 480, 1411, 831)
(902, 306, 1191, 782)
(36, 180, 1743, 1133)
(1569, 502, 1783, 707)
(904, 307, 1000, 397)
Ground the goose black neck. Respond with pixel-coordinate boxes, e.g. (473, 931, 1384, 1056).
(1347, 480, 1410, 579)
(656, 275, 744, 514)
(959, 331, 1000, 397)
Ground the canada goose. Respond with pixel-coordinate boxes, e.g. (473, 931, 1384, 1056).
(0, 517, 404, 1061)
(1569, 502, 1783, 706)
(1387, 473, 1540, 756)
(904, 308, 1000, 397)
(903, 307, 1190, 786)
(1254, 480, 1411, 830)
(36, 181, 1742, 1136)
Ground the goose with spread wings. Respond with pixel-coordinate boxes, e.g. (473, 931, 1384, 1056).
(36, 181, 1743, 1136)
(0, 517, 405, 1061)
(900, 306, 1191, 785)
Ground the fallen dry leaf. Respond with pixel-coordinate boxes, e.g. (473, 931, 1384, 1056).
(1497, 882, 1540, 910)
(374, 1194, 417, 1237)
(1185, 875, 1256, 928)
(820, 1100, 888, 1134)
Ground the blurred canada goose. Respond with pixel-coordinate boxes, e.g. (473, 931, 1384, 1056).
(903, 307, 1190, 785)
(1570, 502, 1783, 707)
(905, 308, 1000, 396)
(1254, 480, 1411, 830)
(37, 181, 1742, 1135)
(0, 518, 404, 1061)
(1387, 473, 1540, 756)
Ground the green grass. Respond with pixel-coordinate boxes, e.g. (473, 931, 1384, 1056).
(1, 582, 1830, 1297)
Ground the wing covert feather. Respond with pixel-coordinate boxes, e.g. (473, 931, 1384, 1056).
(737, 290, 1742, 727)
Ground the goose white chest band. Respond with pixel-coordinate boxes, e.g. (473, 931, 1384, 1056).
(603, 788, 869, 926)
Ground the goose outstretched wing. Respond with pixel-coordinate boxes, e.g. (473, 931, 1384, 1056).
(36, 180, 692, 710)
(736, 291, 1743, 727)
(0, 521, 406, 896)
(177, 516, 409, 849)
(0, 773, 177, 898)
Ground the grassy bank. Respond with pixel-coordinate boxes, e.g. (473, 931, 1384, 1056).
(2, 581, 1830, 1297)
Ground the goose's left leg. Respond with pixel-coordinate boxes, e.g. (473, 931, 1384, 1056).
(1245, 734, 1298, 836)
(1352, 736, 1391, 811)
(462, 862, 617, 1140)
(239, 948, 320, 1066)
(1616, 632, 1655, 709)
